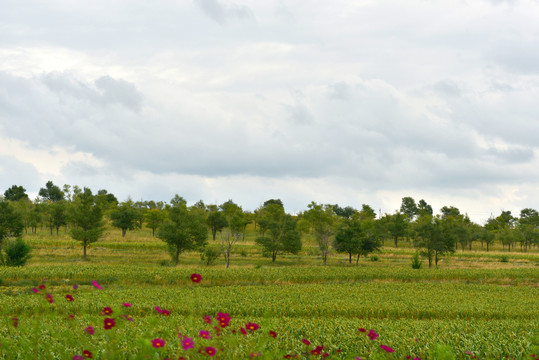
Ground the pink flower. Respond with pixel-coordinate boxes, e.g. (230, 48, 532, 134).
(190, 273, 202, 283)
(205, 346, 217, 356)
(302, 339, 311, 345)
(240, 327, 247, 335)
(154, 306, 169, 315)
(368, 329, 379, 341)
(269, 330, 277, 338)
(73, 356, 84, 360)
(91, 280, 103, 290)
(122, 314, 134, 321)
(65, 294, 74, 302)
(122, 302, 132, 307)
(45, 293, 54, 303)
(199, 330, 212, 339)
(203, 315, 212, 324)
(84, 326, 94, 335)
(39, 284, 46, 290)
(380, 345, 394, 353)
(182, 337, 195, 350)
(152, 338, 165, 348)
(102, 307, 113, 315)
(358, 328, 366, 333)
(245, 322, 260, 332)
(31, 287, 39, 293)
(104, 318, 115, 330)
(216, 312, 231, 328)
(82, 350, 93, 358)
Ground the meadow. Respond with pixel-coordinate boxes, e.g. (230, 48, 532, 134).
(0, 225, 538, 359)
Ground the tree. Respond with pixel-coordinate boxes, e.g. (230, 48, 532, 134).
(359, 204, 376, 220)
(206, 205, 227, 241)
(69, 188, 105, 259)
(96, 189, 118, 209)
(0, 201, 24, 260)
(4, 185, 29, 201)
(417, 199, 433, 217)
(400, 197, 418, 221)
(50, 201, 68, 235)
(332, 205, 358, 219)
(255, 203, 302, 262)
(334, 214, 381, 264)
(303, 202, 338, 265)
(157, 196, 208, 265)
(145, 208, 166, 237)
(384, 211, 407, 247)
(39, 181, 65, 202)
(413, 214, 455, 267)
(219, 200, 246, 269)
(110, 200, 140, 237)
(519, 208, 539, 251)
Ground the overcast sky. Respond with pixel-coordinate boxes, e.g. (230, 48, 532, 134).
(1, 0, 538, 222)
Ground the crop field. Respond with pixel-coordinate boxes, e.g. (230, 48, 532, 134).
(1, 228, 538, 359)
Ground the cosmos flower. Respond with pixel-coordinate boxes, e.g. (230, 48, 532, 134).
(380, 345, 394, 353)
(152, 338, 165, 348)
(190, 273, 202, 283)
(65, 294, 74, 302)
(91, 281, 103, 290)
(205, 347, 217, 357)
(199, 330, 212, 339)
(104, 318, 116, 330)
(182, 337, 195, 350)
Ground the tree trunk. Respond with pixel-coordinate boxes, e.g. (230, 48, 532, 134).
(83, 242, 87, 259)
(356, 254, 360, 265)
(122, 228, 127, 237)
(349, 252, 352, 264)
(212, 229, 217, 241)
(175, 247, 180, 266)
(394, 236, 398, 247)
(272, 251, 277, 262)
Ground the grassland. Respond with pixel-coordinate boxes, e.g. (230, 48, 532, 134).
(0, 225, 538, 359)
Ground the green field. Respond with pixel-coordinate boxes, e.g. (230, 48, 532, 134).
(0, 227, 538, 359)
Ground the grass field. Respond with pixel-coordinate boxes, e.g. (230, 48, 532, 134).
(0, 226, 538, 359)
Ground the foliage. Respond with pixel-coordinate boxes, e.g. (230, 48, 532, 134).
(200, 245, 220, 266)
(206, 204, 227, 241)
(219, 200, 248, 269)
(110, 200, 141, 237)
(3, 237, 32, 266)
(303, 202, 338, 265)
(411, 251, 423, 269)
(69, 188, 105, 258)
(3, 185, 29, 201)
(144, 208, 166, 237)
(38, 180, 65, 202)
(334, 215, 382, 264)
(157, 196, 207, 265)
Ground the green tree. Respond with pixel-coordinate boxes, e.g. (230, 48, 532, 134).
(334, 214, 381, 264)
(303, 202, 338, 265)
(413, 215, 456, 267)
(417, 199, 433, 217)
(3, 238, 32, 266)
(145, 208, 166, 237)
(110, 200, 140, 237)
(255, 203, 302, 262)
(0, 201, 24, 261)
(50, 200, 68, 235)
(4, 185, 29, 201)
(332, 205, 358, 219)
(519, 208, 539, 251)
(39, 181, 65, 202)
(157, 196, 208, 265)
(96, 189, 119, 209)
(384, 211, 407, 247)
(206, 204, 227, 241)
(219, 200, 246, 269)
(69, 188, 105, 259)
(400, 196, 418, 221)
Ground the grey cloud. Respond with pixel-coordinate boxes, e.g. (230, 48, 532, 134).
(487, 39, 539, 74)
(432, 80, 461, 97)
(282, 103, 314, 125)
(0, 156, 42, 192)
(194, 0, 254, 25)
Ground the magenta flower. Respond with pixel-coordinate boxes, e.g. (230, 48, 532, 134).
(84, 326, 94, 335)
(380, 345, 394, 353)
(73, 356, 84, 360)
(302, 339, 311, 346)
(91, 280, 103, 290)
(82, 350, 93, 358)
(358, 328, 366, 333)
(203, 315, 212, 324)
(122, 314, 134, 321)
(152, 338, 165, 348)
(240, 327, 247, 335)
(31, 287, 39, 293)
(122, 302, 132, 307)
(199, 330, 212, 339)
(368, 329, 379, 340)
(39, 284, 46, 290)
(102, 307, 113, 315)
(216, 312, 231, 328)
(65, 294, 74, 302)
(269, 330, 277, 338)
(190, 273, 202, 283)
(245, 322, 260, 332)
(45, 293, 54, 303)
(104, 318, 115, 330)
(205, 346, 217, 356)
(182, 337, 195, 350)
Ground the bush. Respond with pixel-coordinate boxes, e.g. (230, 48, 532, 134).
(370, 255, 379, 262)
(3, 238, 32, 266)
(411, 251, 423, 269)
(201, 246, 220, 266)
(500, 255, 509, 263)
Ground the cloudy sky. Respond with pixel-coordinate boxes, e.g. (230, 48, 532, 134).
(1, 0, 538, 222)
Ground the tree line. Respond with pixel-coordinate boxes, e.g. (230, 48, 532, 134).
(1, 183, 538, 268)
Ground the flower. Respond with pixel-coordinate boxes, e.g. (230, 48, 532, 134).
(302, 339, 311, 346)
(380, 345, 394, 353)
(72, 284, 79, 290)
(216, 312, 231, 328)
(12, 318, 18, 328)
(205, 346, 217, 356)
(91, 280, 103, 290)
(190, 273, 202, 283)
(104, 318, 116, 330)
(31, 287, 39, 293)
(240, 327, 247, 335)
(161, 309, 170, 316)
(311, 346, 324, 355)
(66, 294, 74, 302)
(182, 337, 195, 350)
(82, 350, 93, 358)
(102, 307, 113, 315)
(122, 302, 132, 307)
(199, 330, 212, 339)
(84, 326, 94, 335)
(203, 315, 212, 324)
(39, 284, 46, 290)
(152, 338, 165, 348)
(45, 293, 54, 303)
(368, 329, 379, 341)
(269, 330, 277, 338)
(358, 328, 366, 333)
(122, 314, 134, 321)
(73, 356, 84, 360)
(245, 322, 260, 332)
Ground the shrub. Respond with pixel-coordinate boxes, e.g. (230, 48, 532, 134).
(370, 255, 379, 262)
(411, 251, 423, 269)
(201, 245, 220, 266)
(500, 255, 509, 263)
(3, 238, 32, 266)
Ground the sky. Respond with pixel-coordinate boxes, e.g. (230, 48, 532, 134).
(1, 0, 538, 223)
